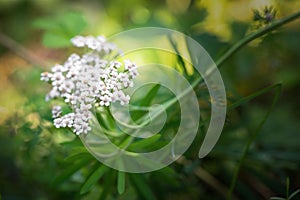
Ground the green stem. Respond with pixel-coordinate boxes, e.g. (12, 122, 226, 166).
(107, 9, 300, 167)
(227, 84, 282, 200)
(136, 10, 300, 129)
(115, 10, 300, 141)
(216, 10, 300, 67)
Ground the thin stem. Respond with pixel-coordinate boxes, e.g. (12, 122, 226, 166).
(0, 32, 49, 68)
(227, 84, 282, 200)
(115, 10, 300, 139)
(216, 10, 300, 67)
(138, 10, 300, 130)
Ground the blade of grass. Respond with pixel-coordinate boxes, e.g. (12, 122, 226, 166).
(227, 83, 282, 200)
(227, 83, 281, 111)
(289, 189, 300, 199)
(287, 177, 290, 199)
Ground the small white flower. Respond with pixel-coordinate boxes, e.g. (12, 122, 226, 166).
(42, 34, 138, 135)
(51, 64, 67, 73)
(54, 117, 63, 128)
(129, 68, 139, 78)
(40, 72, 52, 82)
(51, 72, 65, 86)
(100, 95, 112, 106)
(102, 43, 116, 54)
(52, 106, 62, 118)
(63, 93, 77, 105)
(124, 60, 135, 70)
(110, 61, 122, 69)
(97, 35, 106, 43)
(80, 103, 92, 112)
(68, 53, 81, 62)
(120, 95, 130, 105)
(88, 81, 101, 94)
(86, 36, 100, 50)
(45, 88, 60, 101)
(96, 59, 108, 68)
(71, 36, 86, 47)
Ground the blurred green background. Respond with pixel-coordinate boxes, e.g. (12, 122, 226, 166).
(0, 0, 300, 199)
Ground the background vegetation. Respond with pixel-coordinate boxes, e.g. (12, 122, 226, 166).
(0, 0, 300, 199)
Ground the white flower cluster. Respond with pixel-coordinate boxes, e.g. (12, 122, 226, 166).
(41, 35, 138, 135)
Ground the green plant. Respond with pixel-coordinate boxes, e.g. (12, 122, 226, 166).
(270, 178, 300, 200)
(1, 2, 300, 200)
(39, 7, 300, 200)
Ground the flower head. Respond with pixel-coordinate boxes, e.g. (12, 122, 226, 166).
(41, 35, 138, 135)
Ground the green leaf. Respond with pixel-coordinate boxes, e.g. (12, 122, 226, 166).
(32, 18, 61, 31)
(60, 138, 83, 148)
(32, 11, 87, 48)
(289, 189, 300, 199)
(287, 177, 290, 198)
(128, 134, 161, 151)
(59, 12, 87, 36)
(52, 156, 94, 186)
(131, 84, 161, 121)
(117, 171, 126, 194)
(168, 34, 190, 75)
(80, 165, 109, 194)
(95, 109, 109, 130)
(64, 152, 93, 163)
(270, 197, 285, 200)
(99, 169, 115, 200)
(130, 174, 156, 200)
(227, 83, 282, 199)
(139, 84, 161, 107)
(42, 32, 71, 48)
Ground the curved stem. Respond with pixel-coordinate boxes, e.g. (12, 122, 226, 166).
(121, 10, 300, 137)
(216, 10, 300, 67)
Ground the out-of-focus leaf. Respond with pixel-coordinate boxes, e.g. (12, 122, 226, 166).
(60, 12, 87, 36)
(128, 134, 161, 151)
(32, 11, 87, 48)
(52, 156, 94, 186)
(131, 84, 161, 121)
(139, 84, 161, 107)
(99, 169, 115, 200)
(80, 165, 109, 194)
(117, 171, 126, 194)
(228, 83, 282, 198)
(64, 152, 93, 163)
(192, 33, 228, 59)
(42, 32, 71, 48)
(32, 18, 61, 31)
(231, 21, 249, 42)
(130, 174, 156, 200)
(60, 138, 83, 148)
(178, 6, 208, 31)
(270, 197, 285, 200)
(289, 188, 300, 199)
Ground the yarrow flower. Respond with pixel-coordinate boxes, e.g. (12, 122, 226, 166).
(41, 35, 139, 135)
